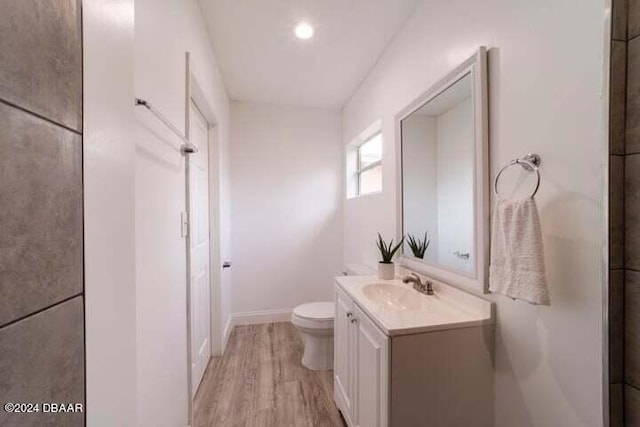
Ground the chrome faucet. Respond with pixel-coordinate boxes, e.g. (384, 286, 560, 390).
(402, 273, 434, 296)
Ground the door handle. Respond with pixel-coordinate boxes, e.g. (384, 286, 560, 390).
(346, 312, 353, 318)
(222, 261, 232, 269)
(350, 318, 358, 324)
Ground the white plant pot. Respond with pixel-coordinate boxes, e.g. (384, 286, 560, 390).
(378, 262, 395, 280)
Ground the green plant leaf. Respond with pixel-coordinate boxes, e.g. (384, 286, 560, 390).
(388, 236, 405, 260)
(376, 233, 401, 262)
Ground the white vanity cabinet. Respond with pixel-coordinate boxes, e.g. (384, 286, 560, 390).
(335, 285, 388, 427)
(334, 277, 494, 427)
(334, 285, 355, 423)
(353, 303, 389, 427)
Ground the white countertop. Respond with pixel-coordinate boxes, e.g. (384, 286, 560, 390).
(335, 275, 494, 337)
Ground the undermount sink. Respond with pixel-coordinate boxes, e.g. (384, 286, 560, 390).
(362, 283, 421, 310)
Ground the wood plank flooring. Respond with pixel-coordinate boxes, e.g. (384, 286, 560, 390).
(194, 322, 346, 427)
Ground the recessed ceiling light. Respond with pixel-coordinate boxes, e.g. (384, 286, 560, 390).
(294, 22, 314, 40)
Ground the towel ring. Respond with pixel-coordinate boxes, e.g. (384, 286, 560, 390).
(494, 153, 541, 198)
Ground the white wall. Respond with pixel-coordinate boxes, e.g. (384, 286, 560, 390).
(342, 0, 608, 425)
(83, 1, 138, 426)
(134, 0, 231, 426)
(230, 102, 343, 317)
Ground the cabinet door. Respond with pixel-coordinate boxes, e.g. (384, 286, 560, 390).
(354, 304, 389, 427)
(334, 286, 354, 422)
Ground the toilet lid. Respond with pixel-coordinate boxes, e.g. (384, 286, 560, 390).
(293, 302, 334, 320)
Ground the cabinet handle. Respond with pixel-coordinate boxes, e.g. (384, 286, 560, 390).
(346, 312, 353, 318)
(350, 318, 358, 324)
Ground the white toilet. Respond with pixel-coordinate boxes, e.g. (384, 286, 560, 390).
(291, 301, 334, 371)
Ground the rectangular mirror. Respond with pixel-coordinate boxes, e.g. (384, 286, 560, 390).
(396, 48, 489, 292)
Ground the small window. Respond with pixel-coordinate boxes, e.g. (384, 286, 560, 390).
(356, 132, 382, 195)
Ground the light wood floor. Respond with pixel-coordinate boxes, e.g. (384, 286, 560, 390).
(194, 322, 346, 427)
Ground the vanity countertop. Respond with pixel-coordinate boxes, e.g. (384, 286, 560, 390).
(335, 275, 494, 337)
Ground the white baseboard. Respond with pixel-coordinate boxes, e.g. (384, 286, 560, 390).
(231, 308, 293, 327)
(222, 309, 294, 349)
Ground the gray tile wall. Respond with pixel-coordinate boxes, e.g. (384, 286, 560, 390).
(615, 0, 629, 42)
(612, 269, 625, 384)
(628, 271, 640, 387)
(631, 0, 640, 40)
(612, 41, 627, 157)
(628, 38, 640, 155)
(0, 0, 82, 131)
(613, 0, 640, 423)
(611, 2, 628, 424)
(0, 103, 83, 326)
(0, 298, 84, 427)
(0, 1, 84, 425)
(614, 383, 626, 427)
(629, 385, 640, 426)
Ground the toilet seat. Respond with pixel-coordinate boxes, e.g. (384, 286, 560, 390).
(292, 302, 334, 330)
(293, 302, 334, 320)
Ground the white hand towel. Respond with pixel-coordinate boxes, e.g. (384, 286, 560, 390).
(489, 197, 550, 305)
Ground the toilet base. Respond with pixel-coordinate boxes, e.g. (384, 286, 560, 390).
(297, 327, 334, 371)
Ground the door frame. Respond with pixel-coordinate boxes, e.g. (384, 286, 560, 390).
(184, 52, 223, 425)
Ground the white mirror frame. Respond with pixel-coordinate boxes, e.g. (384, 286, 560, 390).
(395, 47, 489, 294)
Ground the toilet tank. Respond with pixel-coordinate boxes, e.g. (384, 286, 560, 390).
(343, 263, 376, 276)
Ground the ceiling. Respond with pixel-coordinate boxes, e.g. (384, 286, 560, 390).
(198, 0, 422, 108)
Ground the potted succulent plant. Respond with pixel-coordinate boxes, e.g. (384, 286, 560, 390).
(407, 232, 430, 259)
(376, 233, 404, 280)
